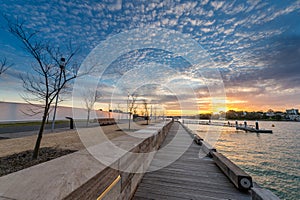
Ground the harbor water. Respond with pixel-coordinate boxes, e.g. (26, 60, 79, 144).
(185, 120, 300, 200)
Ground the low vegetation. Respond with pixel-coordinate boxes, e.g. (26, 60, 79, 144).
(0, 147, 76, 177)
(0, 120, 69, 128)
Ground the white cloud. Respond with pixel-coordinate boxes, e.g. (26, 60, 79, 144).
(201, 28, 212, 33)
(262, 3, 300, 23)
(107, 0, 122, 11)
(211, 1, 225, 11)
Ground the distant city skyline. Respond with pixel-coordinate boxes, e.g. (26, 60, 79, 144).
(0, 1, 299, 115)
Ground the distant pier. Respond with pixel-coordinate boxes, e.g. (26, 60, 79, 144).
(235, 125, 273, 133)
(235, 121, 273, 133)
(183, 119, 273, 134)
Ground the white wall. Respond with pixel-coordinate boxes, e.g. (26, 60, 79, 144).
(0, 102, 128, 122)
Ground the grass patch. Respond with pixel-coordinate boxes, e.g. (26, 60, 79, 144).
(0, 120, 69, 128)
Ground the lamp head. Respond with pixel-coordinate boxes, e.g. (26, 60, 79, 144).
(60, 57, 66, 69)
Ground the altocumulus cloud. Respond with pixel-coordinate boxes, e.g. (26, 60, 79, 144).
(0, 0, 299, 109)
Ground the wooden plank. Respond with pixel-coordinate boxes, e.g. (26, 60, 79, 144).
(211, 151, 253, 191)
(134, 191, 192, 200)
(135, 183, 250, 200)
(149, 170, 229, 179)
(251, 187, 280, 200)
(134, 190, 228, 200)
(64, 166, 119, 200)
(138, 180, 250, 197)
(140, 177, 240, 192)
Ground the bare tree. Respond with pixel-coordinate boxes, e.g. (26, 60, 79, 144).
(6, 18, 92, 159)
(82, 89, 101, 127)
(128, 93, 138, 130)
(0, 57, 13, 76)
(142, 99, 149, 125)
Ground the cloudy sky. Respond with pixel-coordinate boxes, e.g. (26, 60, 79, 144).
(0, 0, 299, 115)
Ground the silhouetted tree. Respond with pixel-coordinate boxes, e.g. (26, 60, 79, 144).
(6, 18, 93, 159)
(199, 113, 212, 119)
(226, 110, 238, 119)
(82, 89, 101, 127)
(128, 93, 138, 130)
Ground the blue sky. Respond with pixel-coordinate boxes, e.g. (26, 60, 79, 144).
(0, 0, 299, 113)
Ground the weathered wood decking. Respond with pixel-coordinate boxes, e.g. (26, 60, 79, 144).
(132, 122, 251, 200)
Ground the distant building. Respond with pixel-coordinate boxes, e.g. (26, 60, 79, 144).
(266, 111, 275, 117)
(286, 108, 299, 121)
(286, 108, 299, 115)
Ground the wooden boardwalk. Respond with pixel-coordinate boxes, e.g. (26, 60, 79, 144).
(132, 122, 251, 200)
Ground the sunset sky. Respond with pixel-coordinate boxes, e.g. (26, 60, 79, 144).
(0, 0, 299, 115)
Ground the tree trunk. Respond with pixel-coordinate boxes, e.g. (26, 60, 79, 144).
(46, 113, 49, 123)
(32, 113, 47, 159)
(86, 109, 90, 127)
(128, 113, 131, 130)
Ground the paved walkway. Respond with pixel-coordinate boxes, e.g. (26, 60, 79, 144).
(133, 122, 251, 200)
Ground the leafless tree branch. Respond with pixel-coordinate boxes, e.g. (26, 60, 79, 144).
(0, 57, 13, 76)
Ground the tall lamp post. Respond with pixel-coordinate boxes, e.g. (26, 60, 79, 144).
(127, 92, 130, 129)
(127, 92, 129, 115)
(51, 57, 66, 131)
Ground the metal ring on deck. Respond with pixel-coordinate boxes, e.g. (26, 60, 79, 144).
(240, 177, 252, 189)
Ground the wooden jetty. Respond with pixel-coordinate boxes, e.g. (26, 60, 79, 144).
(132, 122, 252, 200)
(236, 125, 273, 133)
(183, 119, 273, 134)
(236, 121, 273, 133)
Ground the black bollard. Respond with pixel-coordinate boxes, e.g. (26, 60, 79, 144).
(255, 121, 259, 130)
(65, 117, 74, 129)
(70, 118, 74, 129)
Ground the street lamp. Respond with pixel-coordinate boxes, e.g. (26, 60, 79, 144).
(127, 92, 131, 129)
(51, 57, 66, 131)
(127, 91, 129, 118)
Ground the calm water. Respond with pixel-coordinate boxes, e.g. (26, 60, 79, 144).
(185, 120, 300, 200)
